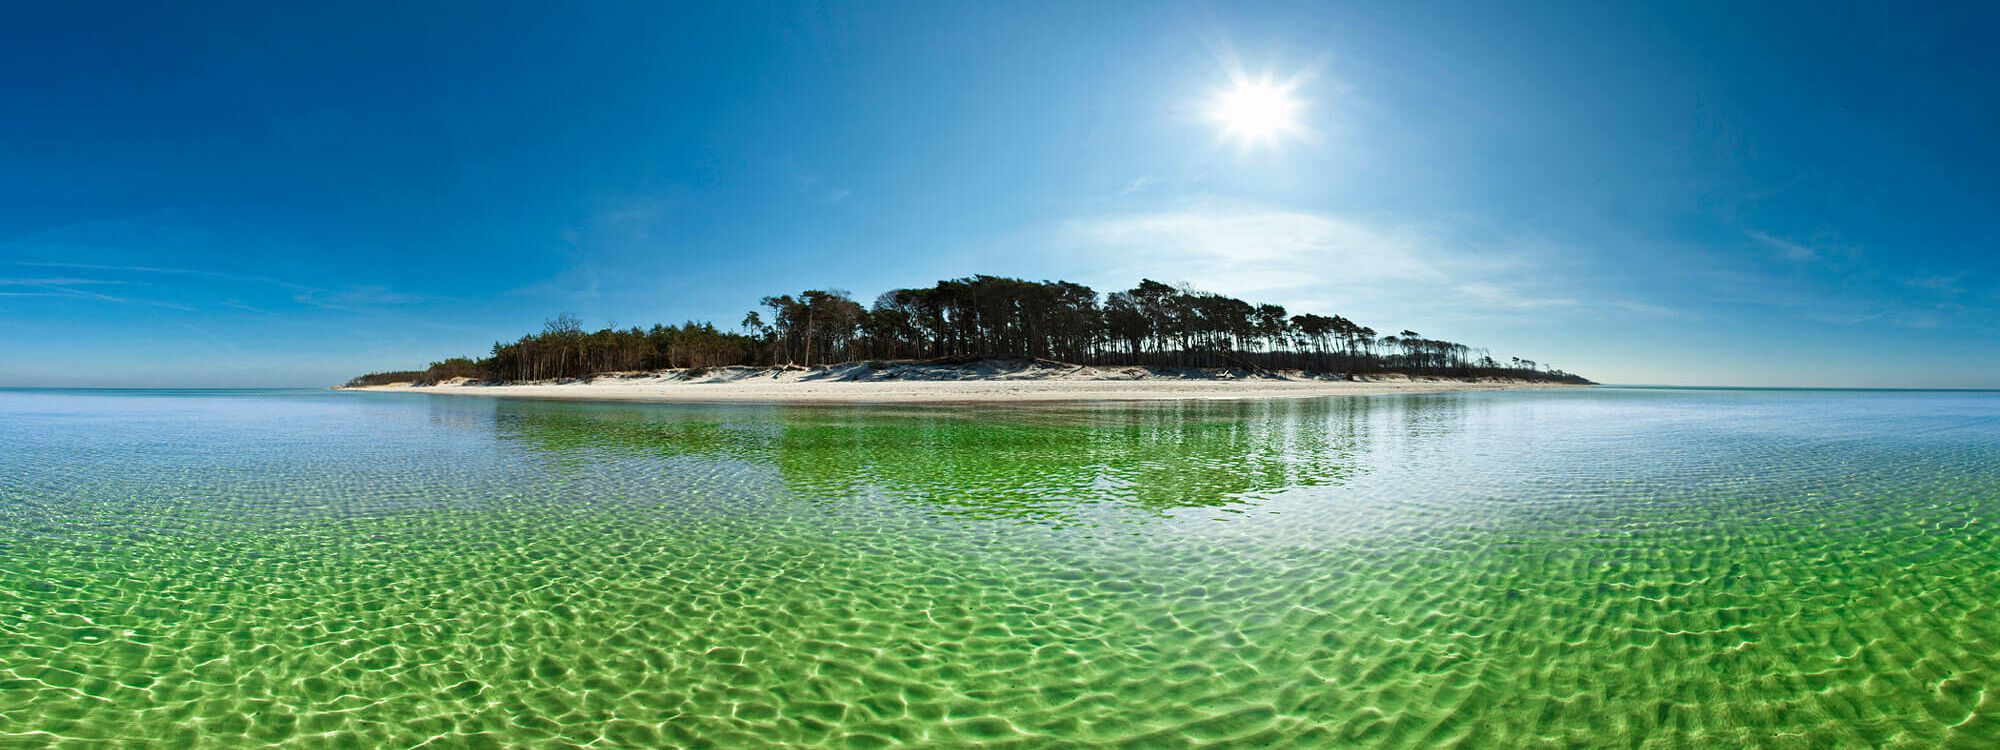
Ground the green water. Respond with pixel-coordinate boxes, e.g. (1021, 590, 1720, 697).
(2, 388, 1996, 748)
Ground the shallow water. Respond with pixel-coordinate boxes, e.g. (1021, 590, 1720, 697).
(2, 387, 1997, 748)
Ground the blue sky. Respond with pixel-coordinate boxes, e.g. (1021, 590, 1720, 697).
(3, 1, 1996, 387)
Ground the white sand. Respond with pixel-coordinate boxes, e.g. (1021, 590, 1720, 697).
(337, 361, 1586, 404)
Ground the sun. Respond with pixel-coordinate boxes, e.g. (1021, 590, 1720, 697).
(1210, 77, 1304, 146)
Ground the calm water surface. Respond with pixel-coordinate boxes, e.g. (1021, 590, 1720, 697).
(2, 387, 1996, 748)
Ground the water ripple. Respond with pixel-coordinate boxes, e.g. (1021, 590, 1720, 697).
(0, 387, 1996, 747)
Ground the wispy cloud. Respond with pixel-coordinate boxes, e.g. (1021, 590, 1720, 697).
(508, 266, 602, 303)
(8, 261, 439, 316)
(794, 174, 853, 203)
(293, 286, 448, 310)
(222, 300, 275, 316)
(1745, 230, 1821, 262)
(0, 277, 197, 311)
(1905, 272, 1965, 292)
(0, 277, 131, 286)
(1744, 228, 1863, 266)
(1065, 205, 1444, 294)
(14, 261, 306, 290)
(0, 217, 485, 354)
(1043, 198, 1751, 359)
(1121, 175, 1158, 195)
(1056, 203, 1618, 327)
(1710, 227, 1987, 331)
(1453, 281, 1577, 309)
(1609, 300, 1685, 318)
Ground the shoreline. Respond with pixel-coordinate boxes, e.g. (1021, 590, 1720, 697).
(335, 363, 1589, 404)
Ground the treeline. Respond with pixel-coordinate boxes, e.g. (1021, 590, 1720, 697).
(347, 275, 1588, 386)
(481, 316, 756, 381)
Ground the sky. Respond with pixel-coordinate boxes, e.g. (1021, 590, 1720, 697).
(3, 1, 1997, 388)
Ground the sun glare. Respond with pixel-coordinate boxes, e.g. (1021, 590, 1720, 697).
(1210, 77, 1303, 146)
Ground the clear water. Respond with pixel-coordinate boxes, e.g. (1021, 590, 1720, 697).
(2, 387, 1997, 748)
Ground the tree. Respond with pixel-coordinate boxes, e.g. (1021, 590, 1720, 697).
(360, 276, 1588, 385)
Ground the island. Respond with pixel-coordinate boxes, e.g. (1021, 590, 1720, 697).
(339, 275, 1590, 403)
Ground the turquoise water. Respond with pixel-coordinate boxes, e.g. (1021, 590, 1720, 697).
(2, 387, 1997, 748)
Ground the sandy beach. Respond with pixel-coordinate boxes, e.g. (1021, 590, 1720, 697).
(336, 361, 1587, 404)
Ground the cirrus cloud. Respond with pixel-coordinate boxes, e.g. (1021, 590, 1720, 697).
(1052, 203, 1595, 327)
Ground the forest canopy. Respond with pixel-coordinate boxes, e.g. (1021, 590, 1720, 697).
(346, 276, 1588, 386)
